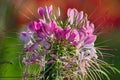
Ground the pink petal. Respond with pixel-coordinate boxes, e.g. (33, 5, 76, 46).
(49, 20, 57, 33)
(76, 11, 83, 25)
(40, 39, 50, 49)
(67, 8, 78, 24)
(28, 22, 35, 32)
(47, 60, 55, 64)
(38, 5, 52, 18)
(46, 5, 52, 16)
(19, 32, 30, 44)
(85, 35, 97, 44)
(38, 7, 46, 17)
(55, 27, 63, 39)
(25, 42, 39, 52)
(67, 29, 80, 46)
(51, 54, 58, 59)
(62, 26, 71, 39)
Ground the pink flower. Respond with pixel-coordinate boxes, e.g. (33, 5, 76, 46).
(19, 32, 30, 43)
(41, 22, 51, 35)
(39, 61, 45, 67)
(25, 42, 39, 52)
(49, 20, 63, 39)
(50, 54, 58, 59)
(19, 31, 33, 45)
(80, 21, 95, 35)
(35, 21, 51, 39)
(20, 6, 100, 79)
(68, 29, 80, 46)
(62, 27, 80, 46)
(84, 35, 97, 45)
(55, 27, 63, 39)
(78, 28, 86, 41)
(28, 19, 44, 32)
(67, 8, 78, 24)
(63, 62, 70, 67)
(29, 53, 43, 64)
(76, 11, 83, 25)
(49, 20, 58, 33)
(67, 8, 84, 25)
(62, 26, 71, 39)
(39, 39, 50, 49)
(77, 20, 97, 48)
(47, 60, 55, 64)
(60, 56, 66, 60)
(38, 5, 52, 18)
(87, 23, 95, 34)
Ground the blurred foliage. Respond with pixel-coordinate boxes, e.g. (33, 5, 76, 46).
(95, 29, 120, 80)
(0, 0, 23, 80)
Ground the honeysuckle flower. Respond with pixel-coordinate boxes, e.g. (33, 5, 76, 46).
(20, 5, 119, 80)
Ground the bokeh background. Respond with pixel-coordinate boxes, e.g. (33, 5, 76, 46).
(0, 0, 120, 80)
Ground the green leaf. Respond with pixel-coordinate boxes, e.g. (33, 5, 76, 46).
(96, 70, 110, 80)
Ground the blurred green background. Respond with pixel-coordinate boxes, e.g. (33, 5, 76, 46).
(0, 0, 120, 80)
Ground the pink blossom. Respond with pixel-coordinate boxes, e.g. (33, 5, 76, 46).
(39, 39, 50, 49)
(20, 6, 102, 79)
(68, 29, 80, 46)
(62, 26, 71, 39)
(76, 11, 83, 25)
(39, 61, 45, 67)
(47, 60, 55, 64)
(25, 42, 39, 52)
(19, 31, 33, 45)
(84, 35, 97, 45)
(19, 32, 30, 43)
(63, 62, 70, 67)
(49, 20, 63, 39)
(55, 27, 63, 39)
(51, 54, 58, 59)
(28, 20, 41, 32)
(38, 5, 52, 18)
(67, 8, 78, 24)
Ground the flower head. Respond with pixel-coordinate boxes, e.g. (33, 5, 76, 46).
(20, 5, 119, 80)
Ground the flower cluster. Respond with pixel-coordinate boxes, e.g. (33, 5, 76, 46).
(20, 5, 119, 80)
